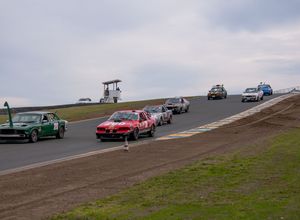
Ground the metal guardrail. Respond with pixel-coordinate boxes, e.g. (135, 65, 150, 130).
(274, 86, 300, 94)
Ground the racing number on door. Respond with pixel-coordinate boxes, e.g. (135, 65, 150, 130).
(47, 113, 57, 135)
(53, 122, 59, 130)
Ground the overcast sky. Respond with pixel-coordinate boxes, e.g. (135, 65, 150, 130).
(1, 0, 300, 106)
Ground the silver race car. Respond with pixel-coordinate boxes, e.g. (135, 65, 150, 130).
(165, 97, 190, 114)
(143, 105, 173, 126)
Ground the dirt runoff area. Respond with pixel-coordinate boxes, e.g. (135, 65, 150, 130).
(0, 94, 300, 220)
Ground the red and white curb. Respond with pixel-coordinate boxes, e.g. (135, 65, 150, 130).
(157, 93, 296, 140)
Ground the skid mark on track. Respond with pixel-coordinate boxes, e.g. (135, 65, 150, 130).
(156, 93, 296, 140)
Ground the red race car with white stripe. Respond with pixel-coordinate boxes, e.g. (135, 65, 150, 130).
(96, 110, 156, 141)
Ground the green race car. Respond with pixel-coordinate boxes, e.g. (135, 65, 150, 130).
(0, 111, 68, 143)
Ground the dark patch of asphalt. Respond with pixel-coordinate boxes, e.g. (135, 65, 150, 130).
(0, 95, 279, 171)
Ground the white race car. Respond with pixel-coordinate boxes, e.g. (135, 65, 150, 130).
(76, 98, 92, 104)
(241, 88, 264, 102)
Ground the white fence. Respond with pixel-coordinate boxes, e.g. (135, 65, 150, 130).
(274, 86, 300, 94)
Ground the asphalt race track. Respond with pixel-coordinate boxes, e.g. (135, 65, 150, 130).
(0, 95, 280, 171)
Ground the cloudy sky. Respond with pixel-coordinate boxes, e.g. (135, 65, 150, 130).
(1, 0, 300, 106)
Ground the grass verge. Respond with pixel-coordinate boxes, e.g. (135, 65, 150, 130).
(52, 128, 300, 220)
(0, 98, 169, 124)
(0, 115, 6, 124)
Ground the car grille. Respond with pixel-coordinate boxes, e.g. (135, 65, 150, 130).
(166, 106, 176, 109)
(0, 129, 25, 135)
(105, 129, 117, 133)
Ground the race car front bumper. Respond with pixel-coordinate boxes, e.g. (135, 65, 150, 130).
(0, 129, 28, 140)
(242, 96, 258, 101)
(0, 134, 28, 140)
(96, 130, 131, 140)
(208, 94, 222, 99)
(166, 106, 180, 113)
(96, 133, 128, 140)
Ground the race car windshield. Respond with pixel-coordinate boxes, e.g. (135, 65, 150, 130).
(12, 114, 42, 123)
(245, 88, 258, 93)
(258, 85, 270, 89)
(109, 112, 138, 121)
(144, 106, 160, 113)
(166, 98, 180, 104)
(210, 88, 221, 92)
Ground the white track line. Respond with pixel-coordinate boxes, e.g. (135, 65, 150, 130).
(0, 140, 150, 176)
(157, 93, 296, 140)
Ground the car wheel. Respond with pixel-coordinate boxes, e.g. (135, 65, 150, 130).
(177, 108, 182, 114)
(29, 130, 38, 143)
(185, 106, 189, 113)
(131, 128, 139, 140)
(261, 96, 264, 100)
(241, 99, 245, 103)
(158, 118, 163, 126)
(148, 125, 155, 137)
(167, 115, 172, 124)
(56, 126, 65, 139)
(207, 97, 210, 100)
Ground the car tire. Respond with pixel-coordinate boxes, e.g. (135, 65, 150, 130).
(261, 96, 264, 100)
(178, 108, 182, 114)
(56, 126, 65, 139)
(158, 118, 163, 126)
(167, 116, 172, 124)
(148, 125, 155, 137)
(185, 107, 189, 113)
(241, 99, 245, 103)
(29, 130, 38, 143)
(131, 128, 139, 140)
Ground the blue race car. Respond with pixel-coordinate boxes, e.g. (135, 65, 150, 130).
(258, 83, 273, 95)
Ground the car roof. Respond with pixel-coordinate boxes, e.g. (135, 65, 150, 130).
(167, 97, 182, 99)
(144, 105, 163, 107)
(213, 84, 224, 87)
(115, 110, 144, 113)
(259, 84, 271, 87)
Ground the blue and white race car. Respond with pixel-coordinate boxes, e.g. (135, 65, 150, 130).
(258, 83, 273, 96)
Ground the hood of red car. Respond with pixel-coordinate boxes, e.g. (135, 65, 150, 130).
(97, 120, 136, 129)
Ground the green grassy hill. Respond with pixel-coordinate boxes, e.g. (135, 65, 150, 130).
(52, 128, 300, 220)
